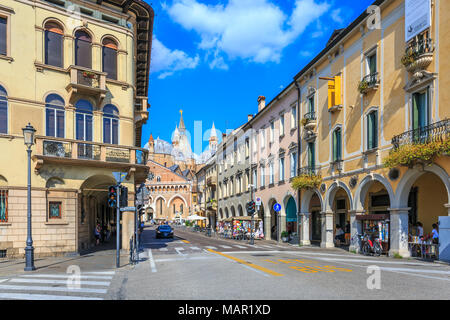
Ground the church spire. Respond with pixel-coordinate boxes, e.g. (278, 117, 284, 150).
(178, 109, 186, 132)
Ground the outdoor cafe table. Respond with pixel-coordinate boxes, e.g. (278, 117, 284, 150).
(408, 242, 439, 259)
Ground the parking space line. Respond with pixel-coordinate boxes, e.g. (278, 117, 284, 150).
(207, 249, 284, 277)
(148, 249, 157, 273)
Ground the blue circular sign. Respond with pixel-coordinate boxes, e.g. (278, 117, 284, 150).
(273, 203, 281, 212)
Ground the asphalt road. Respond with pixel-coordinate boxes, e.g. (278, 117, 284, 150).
(107, 225, 450, 300)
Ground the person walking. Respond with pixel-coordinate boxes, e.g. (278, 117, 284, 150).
(94, 224, 101, 246)
(431, 223, 439, 244)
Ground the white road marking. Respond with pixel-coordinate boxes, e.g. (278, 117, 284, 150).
(175, 247, 186, 256)
(259, 245, 275, 249)
(0, 292, 102, 300)
(313, 256, 448, 267)
(190, 247, 201, 250)
(154, 257, 221, 262)
(219, 245, 232, 249)
(234, 245, 247, 249)
(159, 248, 168, 252)
(0, 279, 7, 284)
(10, 278, 110, 286)
(205, 246, 217, 250)
(83, 271, 115, 275)
(19, 274, 113, 280)
(0, 284, 108, 294)
(148, 249, 157, 273)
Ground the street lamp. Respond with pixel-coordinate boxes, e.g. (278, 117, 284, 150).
(22, 123, 36, 271)
(248, 184, 256, 245)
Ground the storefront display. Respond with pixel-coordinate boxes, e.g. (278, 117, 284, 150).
(357, 214, 390, 254)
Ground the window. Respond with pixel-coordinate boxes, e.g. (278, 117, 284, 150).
(269, 162, 274, 185)
(0, 16, 6, 56)
(260, 128, 265, 148)
(75, 100, 93, 141)
(332, 127, 342, 162)
(102, 38, 118, 80)
(291, 105, 297, 129)
(280, 114, 285, 136)
(103, 104, 119, 144)
(48, 201, 62, 219)
(44, 22, 64, 68)
(290, 152, 297, 178)
(253, 134, 257, 151)
(45, 94, 65, 138)
(308, 95, 315, 114)
(180, 204, 183, 214)
(367, 110, 378, 150)
(245, 138, 249, 158)
(75, 30, 92, 68)
(279, 157, 285, 182)
(0, 189, 7, 222)
(270, 122, 274, 143)
(412, 89, 429, 130)
(260, 166, 265, 187)
(366, 51, 377, 76)
(252, 168, 257, 189)
(0, 85, 7, 134)
(308, 142, 315, 169)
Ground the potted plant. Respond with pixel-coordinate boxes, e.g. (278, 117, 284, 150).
(82, 71, 97, 79)
(281, 231, 289, 242)
(358, 79, 369, 94)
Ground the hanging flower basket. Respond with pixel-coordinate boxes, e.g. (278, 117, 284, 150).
(291, 174, 322, 191)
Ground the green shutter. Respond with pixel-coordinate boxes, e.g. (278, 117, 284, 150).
(367, 113, 373, 149)
(369, 54, 377, 75)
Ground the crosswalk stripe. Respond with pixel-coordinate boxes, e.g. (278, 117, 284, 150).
(205, 246, 217, 250)
(259, 245, 274, 248)
(0, 292, 103, 300)
(83, 271, 115, 275)
(159, 248, 168, 251)
(219, 245, 232, 248)
(234, 245, 247, 249)
(190, 247, 201, 250)
(0, 284, 108, 294)
(19, 274, 113, 280)
(10, 278, 110, 286)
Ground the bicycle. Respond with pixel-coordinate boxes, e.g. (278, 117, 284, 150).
(361, 233, 383, 256)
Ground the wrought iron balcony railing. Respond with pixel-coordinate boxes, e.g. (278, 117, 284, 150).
(391, 119, 450, 149)
(298, 166, 320, 176)
(405, 38, 434, 57)
(304, 111, 316, 121)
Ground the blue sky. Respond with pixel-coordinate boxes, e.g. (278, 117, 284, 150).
(141, 0, 374, 152)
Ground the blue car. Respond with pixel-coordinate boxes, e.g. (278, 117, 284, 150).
(156, 225, 174, 239)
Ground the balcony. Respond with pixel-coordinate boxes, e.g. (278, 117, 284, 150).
(391, 119, 449, 149)
(402, 38, 434, 74)
(298, 166, 321, 176)
(302, 112, 317, 131)
(358, 72, 379, 94)
(34, 136, 149, 182)
(66, 65, 107, 103)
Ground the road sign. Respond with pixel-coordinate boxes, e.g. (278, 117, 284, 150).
(112, 172, 127, 184)
(255, 196, 262, 206)
(273, 203, 281, 213)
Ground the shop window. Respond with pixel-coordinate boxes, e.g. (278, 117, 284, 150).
(0, 16, 6, 56)
(75, 30, 92, 69)
(45, 94, 65, 138)
(0, 189, 8, 222)
(367, 110, 378, 150)
(0, 85, 7, 134)
(102, 38, 118, 80)
(103, 104, 119, 144)
(48, 201, 62, 219)
(44, 21, 64, 68)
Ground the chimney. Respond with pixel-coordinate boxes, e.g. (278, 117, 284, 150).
(222, 133, 227, 141)
(258, 96, 266, 111)
(247, 114, 253, 122)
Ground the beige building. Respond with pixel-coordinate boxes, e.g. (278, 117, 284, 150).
(292, 0, 449, 257)
(0, 0, 153, 257)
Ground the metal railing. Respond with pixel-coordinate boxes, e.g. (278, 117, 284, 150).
(298, 166, 320, 175)
(77, 70, 101, 88)
(78, 143, 101, 160)
(304, 111, 316, 121)
(405, 38, 434, 57)
(43, 140, 72, 158)
(392, 119, 450, 149)
(361, 72, 378, 87)
(106, 147, 130, 163)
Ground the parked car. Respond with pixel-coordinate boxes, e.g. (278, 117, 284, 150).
(156, 225, 174, 239)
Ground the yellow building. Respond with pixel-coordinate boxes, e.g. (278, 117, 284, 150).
(0, 0, 153, 258)
(293, 0, 449, 257)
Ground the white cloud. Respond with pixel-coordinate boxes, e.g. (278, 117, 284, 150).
(151, 36, 200, 79)
(331, 8, 343, 24)
(165, 0, 330, 66)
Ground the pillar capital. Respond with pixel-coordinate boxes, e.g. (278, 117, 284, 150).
(349, 210, 365, 216)
(388, 207, 411, 214)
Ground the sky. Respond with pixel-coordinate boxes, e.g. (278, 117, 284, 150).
(141, 0, 374, 153)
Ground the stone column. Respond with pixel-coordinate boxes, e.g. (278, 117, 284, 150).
(349, 210, 364, 252)
(121, 209, 135, 251)
(445, 204, 450, 216)
(320, 211, 334, 248)
(264, 215, 271, 240)
(299, 212, 311, 245)
(388, 208, 411, 258)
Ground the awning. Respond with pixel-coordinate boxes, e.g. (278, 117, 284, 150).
(356, 214, 390, 221)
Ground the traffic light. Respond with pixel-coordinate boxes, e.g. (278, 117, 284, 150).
(108, 186, 117, 208)
(246, 200, 255, 215)
(119, 185, 128, 208)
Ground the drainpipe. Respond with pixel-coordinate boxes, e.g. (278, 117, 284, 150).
(294, 80, 302, 246)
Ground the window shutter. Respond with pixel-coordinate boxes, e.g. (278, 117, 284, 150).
(369, 54, 377, 74)
(45, 31, 63, 67)
(75, 39, 92, 68)
(333, 130, 337, 161)
(103, 118, 111, 144)
(367, 113, 373, 149)
(46, 108, 55, 137)
(373, 111, 378, 148)
(0, 100, 7, 134)
(412, 93, 420, 131)
(103, 46, 117, 80)
(337, 130, 342, 160)
(0, 17, 6, 56)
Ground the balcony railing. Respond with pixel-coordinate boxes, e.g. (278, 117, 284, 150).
(392, 119, 450, 149)
(402, 38, 434, 73)
(405, 38, 434, 57)
(358, 73, 379, 93)
(66, 65, 107, 100)
(36, 136, 148, 166)
(304, 111, 316, 121)
(298, 166, 320, 176)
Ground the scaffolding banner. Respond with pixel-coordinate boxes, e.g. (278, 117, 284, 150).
(405, 0, 431, 42)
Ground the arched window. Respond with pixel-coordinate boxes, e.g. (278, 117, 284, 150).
(102, 38, 117, 80)
(0, 85, 7, 134)
(75, 30, 92, 68)
(45, 94, 65, 138)
(75, 100, 93, 141)
(44, 22, 63, 68)
(102, 104, 119, 144)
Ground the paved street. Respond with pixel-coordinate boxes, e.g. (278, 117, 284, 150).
(0, 225, 449, 300)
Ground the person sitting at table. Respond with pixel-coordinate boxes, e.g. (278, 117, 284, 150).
(431, 223, 439, 244)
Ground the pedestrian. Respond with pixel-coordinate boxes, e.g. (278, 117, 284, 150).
(431, 223, 439, 244)
(335, 224, 345, 246)
(416, 222, 424, 237)
(94, 224, 101, 246)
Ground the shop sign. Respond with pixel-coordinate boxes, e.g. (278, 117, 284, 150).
(405, 0, 431, 42)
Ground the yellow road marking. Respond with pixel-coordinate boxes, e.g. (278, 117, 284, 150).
(207, 249, 284, 277)
(181, 240, 190, 243)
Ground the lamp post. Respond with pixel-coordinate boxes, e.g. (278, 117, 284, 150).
(23, 123, 36, 271)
